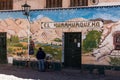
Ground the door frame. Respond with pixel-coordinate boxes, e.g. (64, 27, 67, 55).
(62, 32, 82, 69)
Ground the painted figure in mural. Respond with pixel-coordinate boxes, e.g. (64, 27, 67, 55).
(36, 47, 46, 72)
(29, 39, 35, 55)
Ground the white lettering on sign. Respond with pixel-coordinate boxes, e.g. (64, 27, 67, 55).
(41, 21, 103, 29)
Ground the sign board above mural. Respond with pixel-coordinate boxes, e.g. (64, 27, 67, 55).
(41, 21, 103, 29)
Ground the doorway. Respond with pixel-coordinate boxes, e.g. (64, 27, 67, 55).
(0, 32, 7, 63)
(63, 32, 82, 69)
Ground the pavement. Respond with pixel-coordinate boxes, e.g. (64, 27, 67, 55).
(0, 64, 120, 80)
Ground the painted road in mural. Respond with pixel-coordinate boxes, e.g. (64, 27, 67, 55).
(0, 6, 120, 66)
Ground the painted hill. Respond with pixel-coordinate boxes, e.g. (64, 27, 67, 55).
(0, 17, 119, 44)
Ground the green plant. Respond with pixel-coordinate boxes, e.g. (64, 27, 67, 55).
(22, 46, 27, 49)
(53, 38, 62, 42)
(83, 30, 102, 53)
(13, 43, 23, 47)
(22, 38, 28, 42)
(7, 48, 13, 53)
(109, 57, 120, 66)
(10, 35, 19, 43)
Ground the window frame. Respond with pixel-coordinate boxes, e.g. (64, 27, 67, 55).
(46, 0, 62, 8)
(70, 0, 88, 7)
(0, 0, 13, 10)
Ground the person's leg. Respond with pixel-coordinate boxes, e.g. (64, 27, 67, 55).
(41, 59, 45, 71)
(38, 60, 42, 71)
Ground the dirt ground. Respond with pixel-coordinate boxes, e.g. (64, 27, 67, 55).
(0, 64, 120, 80)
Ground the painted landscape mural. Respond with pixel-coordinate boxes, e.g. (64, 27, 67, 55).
(0, 6, 120, 66)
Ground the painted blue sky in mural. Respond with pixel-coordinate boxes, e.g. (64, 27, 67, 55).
(0, 6, 120, 22)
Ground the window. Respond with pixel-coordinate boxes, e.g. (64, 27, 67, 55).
(46, 0, 62, 8)
(0, 0, 13, 10)
(113, 32, 120, 50)
(70, 0, 88, 7)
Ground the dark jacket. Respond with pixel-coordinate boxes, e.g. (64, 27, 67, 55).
(36, 50, 46, 60)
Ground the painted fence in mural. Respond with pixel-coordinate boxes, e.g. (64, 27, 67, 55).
(0, 6, 120, 66)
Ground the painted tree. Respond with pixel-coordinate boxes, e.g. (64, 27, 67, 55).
(83, 30, 102, 53)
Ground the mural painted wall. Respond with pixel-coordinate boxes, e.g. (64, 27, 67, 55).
(0, 6, 120, 65)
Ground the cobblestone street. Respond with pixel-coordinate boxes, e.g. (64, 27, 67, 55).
(0, 64, 120, 80)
